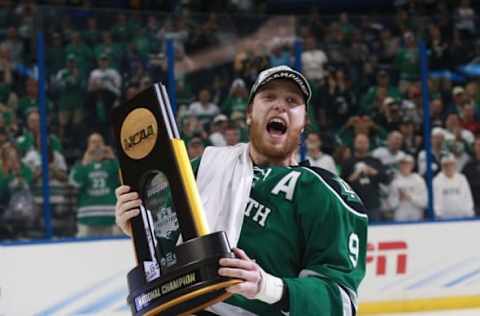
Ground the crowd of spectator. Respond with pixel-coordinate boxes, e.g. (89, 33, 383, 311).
(1, 1, 480, 240)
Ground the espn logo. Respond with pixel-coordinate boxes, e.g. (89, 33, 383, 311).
(367, 241, 407, 276)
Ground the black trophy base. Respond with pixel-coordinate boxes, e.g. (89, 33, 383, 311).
(127, 231, 241, 316)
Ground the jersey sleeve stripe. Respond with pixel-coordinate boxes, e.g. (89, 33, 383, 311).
(300, 167, 368, 219)
(299, 269, 357, 315)
(337, 284, 354, 316)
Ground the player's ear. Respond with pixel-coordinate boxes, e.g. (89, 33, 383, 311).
(303, 109, 309, 130)
(246, 102, 253, 126)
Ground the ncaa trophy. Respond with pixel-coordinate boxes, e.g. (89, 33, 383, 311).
(111, 83, 240, 316)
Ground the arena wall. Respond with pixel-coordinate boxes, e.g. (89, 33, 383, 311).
(1, 220, 480, 315)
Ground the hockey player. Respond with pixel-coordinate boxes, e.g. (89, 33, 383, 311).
(115, 66, 368, 315)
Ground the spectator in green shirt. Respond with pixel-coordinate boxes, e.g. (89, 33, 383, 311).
(133, 27, 152, 61)
(16, 109, 62, 156)
(360, 69, 401, 113)
(17, 78, 53, 122)
(17, 78, 37, 120)
(0, 142, 33, 205)
(0, 142, 35, 238)
(54, 54, 86, 144)
(94, 32, 123, 71)
(339, 12, 355, 43)
(81, 17, 101, 46)
(46, 32, 65, 78)
(111, 13, 132, 44)
(394, 31, 420, 87)
(230, 110, 249, 142)
(69, 133, 121, 237)
(65, 31, 93, 79)
(175, 76, 194, 107)
(222, 78, 249, 116)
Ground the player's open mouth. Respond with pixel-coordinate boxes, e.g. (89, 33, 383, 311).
(266, 117, 287, 136)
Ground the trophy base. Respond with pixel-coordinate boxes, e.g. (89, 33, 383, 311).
(127, 231, 241, 316)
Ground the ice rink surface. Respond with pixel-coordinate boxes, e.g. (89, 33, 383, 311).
(374, 309, 480, 315)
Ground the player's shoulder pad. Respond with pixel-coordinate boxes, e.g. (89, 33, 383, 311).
(300, 166, 368, 218)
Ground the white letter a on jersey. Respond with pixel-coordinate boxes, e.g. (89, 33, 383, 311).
(271, 171, 301, 201)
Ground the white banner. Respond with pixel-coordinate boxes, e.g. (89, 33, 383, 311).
(359, 220, 480, 304)
(1, 220, 480, 315)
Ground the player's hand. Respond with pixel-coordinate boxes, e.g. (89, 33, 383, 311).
(218, 248, 262, 299)
(115, 185, 141, 237)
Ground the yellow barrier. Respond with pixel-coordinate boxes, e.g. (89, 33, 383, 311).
(359, 295, 480, 314)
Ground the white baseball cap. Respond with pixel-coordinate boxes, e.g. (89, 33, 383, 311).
(248, 65, 312, 105)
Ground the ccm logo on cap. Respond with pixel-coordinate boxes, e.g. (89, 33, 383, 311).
(260, 71, 309, 97)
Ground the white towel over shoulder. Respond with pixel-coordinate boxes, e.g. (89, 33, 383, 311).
(196, 143, 253, 247)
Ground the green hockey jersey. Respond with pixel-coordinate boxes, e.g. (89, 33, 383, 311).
(69, 159, 120, 226)
(153, 156, 368, 316)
